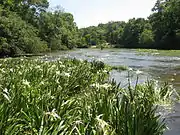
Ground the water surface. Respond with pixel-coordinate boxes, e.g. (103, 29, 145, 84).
(47, 48, 180, 135)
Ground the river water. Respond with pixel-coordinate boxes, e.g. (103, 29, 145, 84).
(47, 48, 180, 135)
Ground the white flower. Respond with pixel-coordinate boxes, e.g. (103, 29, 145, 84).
(103, 70, 108, 73)
(45, 109, 60, 119)
(1, 68, 5, 73)
(91, 83, 111, 89)
(91, 83, 100, 89)
(170, 78, 175, 81)
(22, 79, 30, 87)
(60, 65, 65, 68)
(96, 115, 110, 133)
(64, 72, 70, 77)
(169, 85, 173, 89)
(20, 59, 24, 61)
(79, 59, 83, 62)
(10, 68, 13, 72)
(19, 71, 22, 75)
(135, 70, 143, 75)
(56, 71, 61, 75)
(51, 96, 55, 99)
(3, 93, 10, 102)
(128, 68, 133, 71)
(2, 88, 10, 102)
(100, 83, 111, 89)
(36, 65, 41, 69)
(40, 81, 45, 85)
(3, 88, 8, 94)
(58, 61, 62, 65)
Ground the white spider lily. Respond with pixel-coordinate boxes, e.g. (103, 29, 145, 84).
(45, 109, 60, 119)
(9, 68, 13, 72)
(1, 68, 5, 73)
(3, 93, 10, 102)
(96, 115, 112, 134)
(91, 83, 100, 89)
(103, 70, 108, 73)
(61, 72, 70, 77)
(22, 79, 30, 87)
(91, 83, 111, 89)
(3, 88, 10, 102)
(58, 61, 62, 64)
(36, 65, 41, 69)
(64, 72, 70, 77)
(56, 71, 61, 75)
(40, 81, 45, 85)
(60, 65, 65, 68)
(3, 88, 8, 94)
(19, 71, 22, 75)
(100, 83, 111, 89)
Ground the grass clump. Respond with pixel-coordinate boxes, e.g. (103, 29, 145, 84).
(136, 49, 180, 56)
(0, 58, 176, 135)
(110, 65, 129, 71)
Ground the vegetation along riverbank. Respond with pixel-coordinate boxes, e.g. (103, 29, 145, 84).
(0, 57, 179, 134)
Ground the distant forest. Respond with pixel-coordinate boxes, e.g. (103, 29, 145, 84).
(0, 0, 180, 57)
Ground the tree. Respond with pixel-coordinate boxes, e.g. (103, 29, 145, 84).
(150, 0, 180, 49)
(38, 9, 79, 50)
(122, 18, 146, 48)
(0, 7, 48, 56)
(139, 29, 154, 48)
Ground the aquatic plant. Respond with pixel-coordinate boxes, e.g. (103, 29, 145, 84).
(0, 58, 176, 135)
(110, 65, 129, 71)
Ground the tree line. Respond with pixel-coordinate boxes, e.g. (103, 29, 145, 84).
(79, 0, 180, 49)
(0, 0, 80, 57)
(0, 0, 180, 57)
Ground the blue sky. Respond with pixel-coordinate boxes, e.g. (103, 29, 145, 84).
(49, 0, 157, 28)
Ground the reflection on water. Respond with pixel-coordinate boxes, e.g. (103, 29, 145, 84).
(47, 48, 180, 135)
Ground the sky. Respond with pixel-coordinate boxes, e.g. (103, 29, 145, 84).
(49, 0, 157, 28)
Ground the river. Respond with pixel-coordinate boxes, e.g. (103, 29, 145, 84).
(47, 48, 180, 135)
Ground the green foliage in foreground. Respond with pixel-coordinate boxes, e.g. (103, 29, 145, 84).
(0, 58, 176, 134)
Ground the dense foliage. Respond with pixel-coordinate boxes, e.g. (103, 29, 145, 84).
(0, 58, 176, 134)
(0, 0, 180, 56)
(0, 0, 80, 57)
(79, 0, 180, 49)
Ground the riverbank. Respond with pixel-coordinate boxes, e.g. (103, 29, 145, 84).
(0, 57, 178, 134)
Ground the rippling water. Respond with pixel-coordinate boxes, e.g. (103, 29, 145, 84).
(47, 48, 180, 135)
